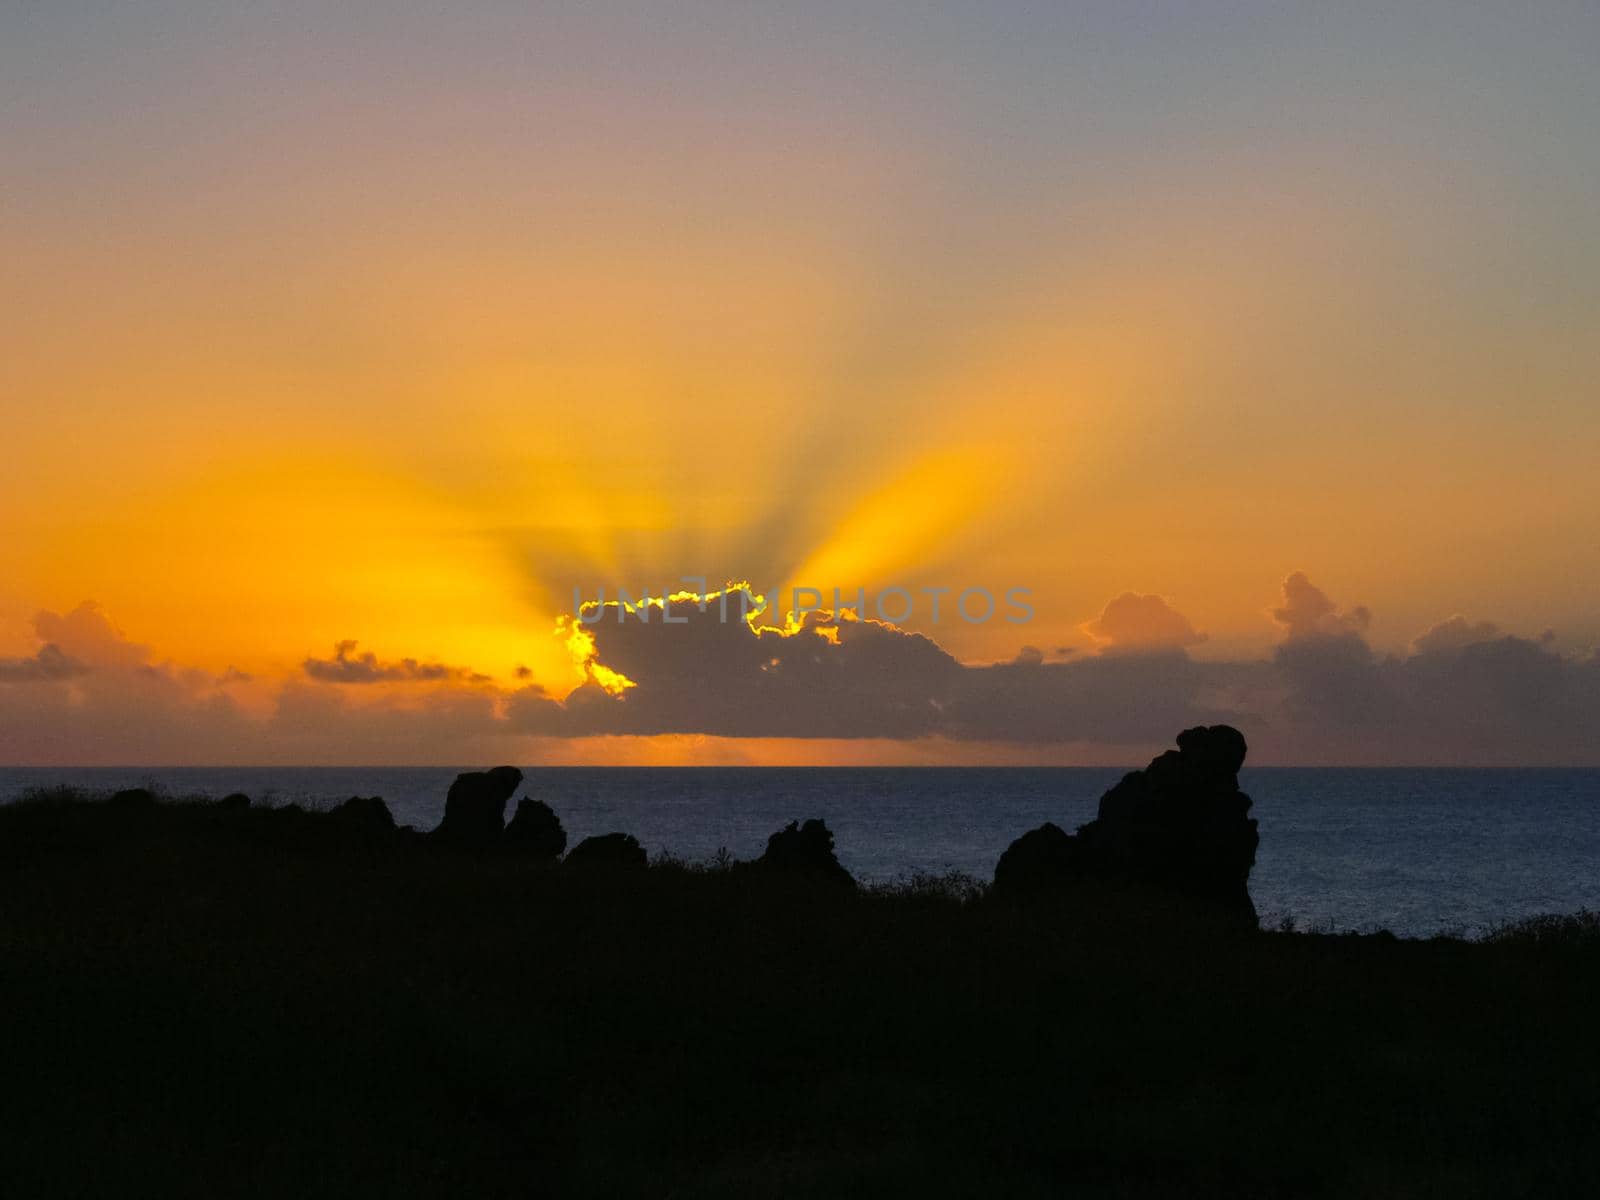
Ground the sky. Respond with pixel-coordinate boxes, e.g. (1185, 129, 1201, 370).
(2, 2, 1598, 765)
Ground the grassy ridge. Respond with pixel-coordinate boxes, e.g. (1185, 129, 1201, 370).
(1, 793, 1597, 1197)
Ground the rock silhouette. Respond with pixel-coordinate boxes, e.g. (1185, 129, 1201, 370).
(994, 725, 1259, 923)
(1084, 724, 1258, 921)
(992, 821, 1079, 896)
(758, 819, 855, 886)
(504, 798, 567, 859)
(7, 751, 1599, 1197)
(332, 795, 395, 831)
(218, 792, 251, 812)
(108, 788, 156, 809)
(435, 766, 522, 847)
(565, 832, 647, 869)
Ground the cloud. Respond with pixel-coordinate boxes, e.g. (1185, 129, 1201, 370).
(1271, 572, 1371, 640)
(0, 606, 503, 765)
(264, 681, 504, 764)
(1081, 592, 1207, 654)
(302, 640, 491, 685)
(518, 580, 1600, 763)
(3, 582, 1598, 765)
(0, 643, 87, 683)
(32, 602, 153, 670)
(1395, 635, 1580, 743)
(1271, 623, 1395, 729)
(505, 590, 1232, 745)
(1412, 615, 1503, 656)
(943, 649, 1236, 745)
(1259, 575, 1599, 763)
(0, 604, 255, 764)
(513, 598, 962, 739)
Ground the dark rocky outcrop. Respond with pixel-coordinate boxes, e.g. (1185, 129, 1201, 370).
(435, 766, 522, 847)
(993, 725, 1259, 924)
(992, 821, 1080, 896)
(217, 793, 252, 812)
(758, 819, 855, 886)
(565, 832, 647, 869)
(1082, 724, 1256, 917)
(331, 795, 395, 831)
(504, 798, 567, 859)
(108, 788, 157, 809)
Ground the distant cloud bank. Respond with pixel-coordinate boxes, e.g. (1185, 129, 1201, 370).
(303, 640, 490, 685)
(2, 579, 1597, 766)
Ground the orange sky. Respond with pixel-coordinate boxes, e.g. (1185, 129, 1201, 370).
(3, 4, 1598, 764)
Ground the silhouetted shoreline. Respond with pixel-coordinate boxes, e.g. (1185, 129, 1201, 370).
(4, 730, 1598, 1195)
(8, 761, 1594, 936)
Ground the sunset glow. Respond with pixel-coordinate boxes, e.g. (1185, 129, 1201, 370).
(4, 3, 1598, 765)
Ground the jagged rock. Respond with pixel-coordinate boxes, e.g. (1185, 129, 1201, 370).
(435, 766, 522, 847)
(331, 795, 395, 831)
(992, 821, 1080, 896)
(1081, 725, 1257, 922)
(991, 725, 1259, 924)
(504, 798, 566, 859)
(565, 832, 647, 869)
(266, 802, 307, 820)
(217, 793, 251, 812)
(253, 802, 314, 848)
(108, 788, 156, 809)
(758, 819, 855, 886)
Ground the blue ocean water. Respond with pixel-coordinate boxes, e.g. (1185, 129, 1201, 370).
(3, 766, 1596, 937)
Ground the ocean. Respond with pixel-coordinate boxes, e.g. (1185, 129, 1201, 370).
(3, 766, 1596, 937)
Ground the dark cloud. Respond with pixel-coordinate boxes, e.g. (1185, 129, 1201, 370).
(264, 681, 504, 764)
(32, 602, 153, 670)
(1393, 634, 1587, 751)
(1254, 575, 1600, 763)
(512, 600, 961, 739)
(4, 580, 1598, 765)
(943, 650, 1237, 745)
(0, 643, 87, 682)
(1271, 628, 1397, 729)
(1412, 615, 1503, 656)
(303, 640, 490, 685)
(506, 591, 1231, 745)
(510, 579, 1600, 764)
(0, 606, 504, 765)
(0, 604, 256, 764)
